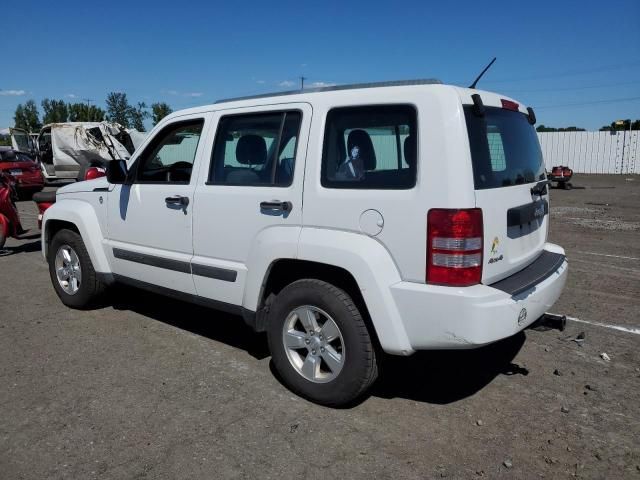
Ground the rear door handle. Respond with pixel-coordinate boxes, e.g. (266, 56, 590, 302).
(260, 200, 292, 212)
(165, 195, 189, 207)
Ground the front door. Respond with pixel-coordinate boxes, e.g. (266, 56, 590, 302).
(191, 104, 310, 306)
(106, 115, 208, 294)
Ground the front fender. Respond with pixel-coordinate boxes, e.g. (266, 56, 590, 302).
(42, 199, 111, 273)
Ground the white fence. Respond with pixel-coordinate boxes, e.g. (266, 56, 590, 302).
(537, 131, 640, 174)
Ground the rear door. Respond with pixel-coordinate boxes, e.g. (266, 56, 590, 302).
(463, 104, 548, 284)
(10, 128, 34, 153)
(191, 104, 310, 306)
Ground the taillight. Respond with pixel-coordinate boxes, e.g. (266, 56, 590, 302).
(500, 99, 520, 111)
(85, 167, 106, 181)
(37, 202, 53, 229)
(427, 208, 483, 287)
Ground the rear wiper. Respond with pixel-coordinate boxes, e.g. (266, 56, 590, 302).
(531, 180, 551, 196)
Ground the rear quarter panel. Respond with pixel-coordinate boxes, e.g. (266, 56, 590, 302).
(302, 85, 476, 283)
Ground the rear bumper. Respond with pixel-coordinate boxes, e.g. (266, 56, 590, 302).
(390, 244, 568, 350)
(548, 174, 571, 182)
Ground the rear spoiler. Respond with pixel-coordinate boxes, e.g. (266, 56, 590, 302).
(470, 93, 537, 124)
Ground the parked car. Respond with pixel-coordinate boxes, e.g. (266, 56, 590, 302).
(0, 147, 44, 198)
(36, 122, 146, 182)
(41, 80, 568, 406)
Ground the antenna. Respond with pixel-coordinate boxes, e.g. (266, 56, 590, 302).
(469, 57, 497, 89)
(300, 76, 307, 90)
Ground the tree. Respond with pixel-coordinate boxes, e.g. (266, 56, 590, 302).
(14, 100, 41, 132)
(105, 92, 131, 127)
(41, 99, 69, 124)
(128, 102, 149, 131)
(536, 125, 585, 132)
(151, 102, 172, 126)
(68, 103, 105, 122)
(599, 119, 639, 131)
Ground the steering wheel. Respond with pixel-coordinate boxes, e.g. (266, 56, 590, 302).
(166, 161, 193, 182)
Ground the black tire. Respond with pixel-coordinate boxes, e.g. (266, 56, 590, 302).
(0, 225, 6, 249)
(267, 279, 378, 407)
(48, 228, 105, 309)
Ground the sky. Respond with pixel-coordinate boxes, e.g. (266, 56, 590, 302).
(1, 0, 639, 130)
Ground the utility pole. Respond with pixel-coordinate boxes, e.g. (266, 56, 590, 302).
(300, 76, 306, 90)
(83, 98, 93, 108)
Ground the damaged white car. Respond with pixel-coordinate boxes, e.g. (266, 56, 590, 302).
(37, 122, 147, 181)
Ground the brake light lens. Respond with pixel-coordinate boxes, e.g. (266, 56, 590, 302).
(427, 208, 483, 286)
(500, 99, 520, 111)
(85, 166, 106, 181)
(36, 202, 53, 229)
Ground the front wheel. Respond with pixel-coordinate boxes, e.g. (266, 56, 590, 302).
(267, 279, 378, 407)
(48, 229, 105, 309)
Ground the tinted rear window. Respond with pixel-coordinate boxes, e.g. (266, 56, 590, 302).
(464, 106, 545, 190)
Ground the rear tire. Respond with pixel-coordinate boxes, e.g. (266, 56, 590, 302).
(48, 229, 105, 309)
(267, 279, 378, 407)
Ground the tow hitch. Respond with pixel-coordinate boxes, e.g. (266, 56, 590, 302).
(533, 313, 567, 332)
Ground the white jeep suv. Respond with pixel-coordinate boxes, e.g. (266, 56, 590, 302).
(42, 80, 568, 406)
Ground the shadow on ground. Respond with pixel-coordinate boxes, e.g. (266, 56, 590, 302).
(371, 332, 526, 404)
(110, 287, 270, 360)
(108, 286, 526, 405)
(0, 239, 41, 257)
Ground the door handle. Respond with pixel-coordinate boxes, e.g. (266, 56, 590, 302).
(165, 195, 189, 207)
(260, 200, 292, 212)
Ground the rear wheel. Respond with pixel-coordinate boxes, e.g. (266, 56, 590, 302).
(267, 279, 378, 406)
(48, 229, 105, 309)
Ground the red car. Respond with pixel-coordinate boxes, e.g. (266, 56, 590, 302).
(0, 147, 44, 198)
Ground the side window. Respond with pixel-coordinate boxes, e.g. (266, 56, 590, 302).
(136, 120, 204, 183)
(209, 111, 301, 186)
(321, 105, 417, 189)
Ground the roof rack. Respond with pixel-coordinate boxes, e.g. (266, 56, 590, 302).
(214, 78, 442, 104)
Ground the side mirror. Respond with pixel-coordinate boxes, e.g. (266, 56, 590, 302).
(106, 159, 129, 184)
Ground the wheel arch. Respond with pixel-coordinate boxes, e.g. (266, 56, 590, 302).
(246, 228, 414, 355)
(42, 200, 111, 273)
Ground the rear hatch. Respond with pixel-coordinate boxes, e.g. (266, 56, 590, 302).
(463, 101, 548, 284)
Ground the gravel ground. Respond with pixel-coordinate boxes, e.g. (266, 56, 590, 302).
(1, 174, 639, 479)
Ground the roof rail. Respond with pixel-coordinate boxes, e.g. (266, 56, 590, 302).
(214, 78, 442, 104)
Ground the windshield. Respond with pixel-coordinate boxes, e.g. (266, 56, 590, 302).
(464, 106, 545, 190)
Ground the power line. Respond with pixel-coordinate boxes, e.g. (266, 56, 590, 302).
(480, 59, 640, 84)
(502, 79, 640, 94)
(535, 96, 640, 109)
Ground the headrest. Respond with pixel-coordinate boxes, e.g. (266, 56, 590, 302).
(347, 129, 376, 170)
(404, 135, 416, 168)
(236, 135, 267, 165)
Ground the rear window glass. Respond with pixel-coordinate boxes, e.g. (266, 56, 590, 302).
(321, 105, 417, 189)
(464, 106, 545, 189)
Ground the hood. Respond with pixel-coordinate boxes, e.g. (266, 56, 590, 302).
(57, 176, 110, 195)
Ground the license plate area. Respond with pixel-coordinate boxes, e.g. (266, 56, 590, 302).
(507, 199, 548, 228)
(9, 169, 23, 176)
